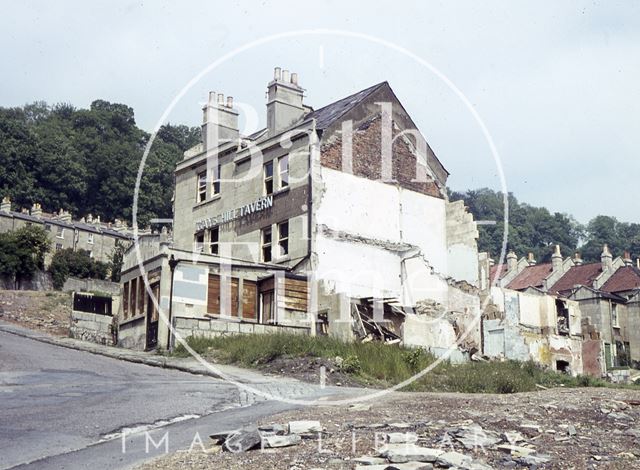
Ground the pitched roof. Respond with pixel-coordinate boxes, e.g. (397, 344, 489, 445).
(548, 263, 603, 295)
(490, 263, 507, 281)
(601, 265, 640, 294)
(304, 81, 387, 129)
(507, 263, 553, 291)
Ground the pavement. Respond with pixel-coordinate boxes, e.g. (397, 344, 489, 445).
(0, 321, 356, 470)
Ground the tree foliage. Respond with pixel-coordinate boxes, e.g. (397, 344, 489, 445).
(449, 188, 639, 263)
(0, 101, 200, 226)
(0, 225, 50, 286)
(48, 248, 109, 290)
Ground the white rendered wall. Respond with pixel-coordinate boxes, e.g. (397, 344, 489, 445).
(314, 167, 449, 303)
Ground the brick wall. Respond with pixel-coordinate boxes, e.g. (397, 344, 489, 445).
(320, 115, 443, 198)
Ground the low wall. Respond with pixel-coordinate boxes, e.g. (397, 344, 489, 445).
(69, 310, 115, 346)
(63, 277, 121, 295)
(117, 316, 147, 350)
(173, 316, 309, 343)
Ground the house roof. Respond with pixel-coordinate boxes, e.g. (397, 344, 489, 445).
(548, 263, 603, 295)
(490, 263, 507, 281)
(601, 265, 640, 294)
(507, 263, 553, 291)
(304, 81, 387, 130)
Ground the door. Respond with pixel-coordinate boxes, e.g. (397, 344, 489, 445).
(145, 282, 160, 350)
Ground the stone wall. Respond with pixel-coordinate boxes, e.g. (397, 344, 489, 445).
(172, 316, 309, 344)
(63, 276, 121, 295)
(69, 310, 115, 346)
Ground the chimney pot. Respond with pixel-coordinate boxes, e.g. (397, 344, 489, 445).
(274, 67, 281, 80)
(226, 96, 233, 108)
(209, 91, 216, 103)
(282, 69, 290, 82)
(291, 72, 298, 85)
(527, 252, 537, 266)
(0, 196, 11, 212)
(217, 93, 224, 105)
(507, 251, 518, 271)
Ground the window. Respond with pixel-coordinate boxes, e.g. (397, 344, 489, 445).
(130, 278, 137, 317)
(56, 226, 64, 239)
(44, 224, 51, 231)
(88, 250, 93, 259)
(55, 243, 63, 251)
(278, 155, 289, 189)
(197, 171, 207, 202)
(262, 226, 272, 262)
(208, 227, 219, 255)
(194, 232, 205, 253)
(612, 303, 619, 327)
(264, 161, 274, 195)
(261, 290, 274, 323)
(212, 163, 221, 195)
(137, 276, 145, 315)
(277, 221, 289, 257)
(87, 233, 94, 244)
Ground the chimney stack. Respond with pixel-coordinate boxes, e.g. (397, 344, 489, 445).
(527, 252, 537, 266)
(623, 250, 633, 267)
(202, 90, 239, 153)
(266, 66, 305, 136)
(30, 202, 42, 218)
(0, 196, 11, 212)
(58, 209, 72, 222)
(552, 245, 563, 271)
(601, 244, 613, 272)
(506, 251, 518, 271)
(574, 252, 583, 266)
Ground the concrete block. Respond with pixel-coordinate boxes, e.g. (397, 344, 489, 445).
(239, 323, 254, 334)
(198, 320, 211, 331)
(211, 320, 227, 332)
(226, 322, 240, 333)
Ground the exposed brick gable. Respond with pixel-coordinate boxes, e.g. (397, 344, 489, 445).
(319, 116, 444, 198)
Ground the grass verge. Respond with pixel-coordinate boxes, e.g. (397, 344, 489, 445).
(172, 333, 622, 393)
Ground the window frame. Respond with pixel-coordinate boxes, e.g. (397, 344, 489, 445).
(264, 161, 274, 196)
(278, 155, 289, 189)
(87, 233, 94, 244)
(212, 163, 221, 196)
(197, 170, 207, 202)
(56, 226, 64, 239)
(261, 226, 272, 262)
(277, 220, 289, 257)
(208, 226, 219, 255)
(612, 303, 620, 328)
(194, 232, 205, 253)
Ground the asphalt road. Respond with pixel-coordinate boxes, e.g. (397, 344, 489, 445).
(0, 330, 335, 469)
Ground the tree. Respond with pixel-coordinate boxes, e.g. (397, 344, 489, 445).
(108, 241, 126, 282)
(0, 225, 50, 287)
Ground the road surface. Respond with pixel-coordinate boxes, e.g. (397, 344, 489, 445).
(0, 330, 338, 469)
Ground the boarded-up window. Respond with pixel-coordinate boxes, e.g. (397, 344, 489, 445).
(261, 291, 274, 323)
(137, 277, 145, 315)
(242, 280, 257, 320)
(278, 277, 308, 312)
(207, 274, 239, 317)
(123, 281, 130, 317)
(130, 278, 137, 317)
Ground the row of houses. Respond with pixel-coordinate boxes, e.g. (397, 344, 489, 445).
(0, 197, 133, 266)
(479, 246, 640, 376)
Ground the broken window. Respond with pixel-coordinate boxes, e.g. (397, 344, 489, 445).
(264, 161, 274, 196)
(612, 303, 619, 328)
(261, 226, 272, 262)
(278, 155, 289, 189)
(194, 232, 205, 253)
(277, 220, 289, 257)
(556, 360, 570, 374)
(208, 227, 219, 255)
(556, 299, 569, 336)
(316, 311, 329, 336)
(212, 163, 221, 195)
(197, 170, 207, 202)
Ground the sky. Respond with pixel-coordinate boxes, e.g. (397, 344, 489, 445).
(1, 1, 639, 223)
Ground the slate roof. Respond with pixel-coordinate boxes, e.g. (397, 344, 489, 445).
(601, 265, 640, 294)
(548, 263, 603, 295)
(507, 263, 553, 291)
(304, 81, 387, 129)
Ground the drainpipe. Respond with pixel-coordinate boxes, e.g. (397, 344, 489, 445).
(167, 254, 179, 350)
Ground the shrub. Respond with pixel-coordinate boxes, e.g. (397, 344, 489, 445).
(48, 248, 109, 289)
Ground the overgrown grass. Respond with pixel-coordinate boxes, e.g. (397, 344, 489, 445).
(172, 333, 618, 393)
